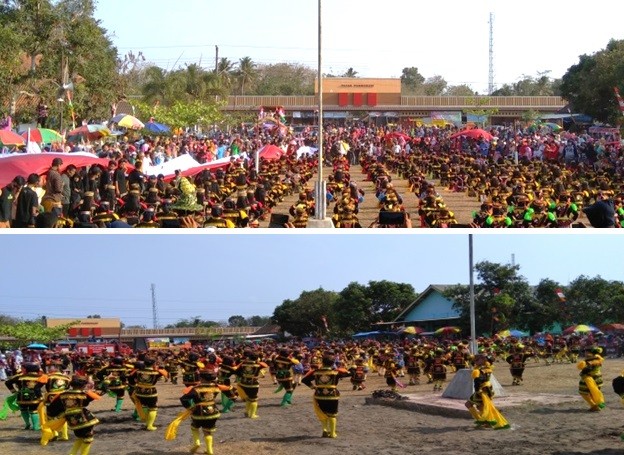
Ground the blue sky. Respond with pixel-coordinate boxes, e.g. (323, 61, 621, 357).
(94, 0, 624, 93)
(0, 232, 622, 327)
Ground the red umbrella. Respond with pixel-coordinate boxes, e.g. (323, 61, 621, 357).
(258, 144, 284, 160)
(450, 128, 493, 141)
(434, 326, 461, 336)
(0, 130, 26, 146)
(599, 323, 624, 332)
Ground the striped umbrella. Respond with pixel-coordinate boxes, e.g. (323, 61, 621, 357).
(20, 128, 63, 144)
(67, 124, 111, 141)
(110, 114, 144, 130)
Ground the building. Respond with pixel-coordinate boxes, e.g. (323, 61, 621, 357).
(46, 317, 122, 339)
(221, 77, 567, 125)
(393, 285, 461, 332)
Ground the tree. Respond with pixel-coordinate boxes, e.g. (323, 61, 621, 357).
(492, 72, 560, 97)
(560, 39, 624, 124)
(342, 67, 358, 78)
(445, 84, 476, 96)
(400, 67, 425, 95)
(236, 56, 256, 96)
(272, 288, 338, 337)
(228, 315, 247, 327)
(254, 63, 315, 96)
(445, 261, 534, 336)
(165, 317, 221, 328)
(86, 314, 101, 318)
(247, 315, 271, 327)
(332, 282, 372, 335)
(422, 75, 447, 96)
(566, 276, 624, 325)
(0, 319, 78, 344)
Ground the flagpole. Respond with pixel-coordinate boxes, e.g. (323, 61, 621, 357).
(469, 234, 477, 355)
(314, 0, 326, 221)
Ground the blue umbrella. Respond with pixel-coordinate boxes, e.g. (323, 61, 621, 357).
(509, 329, 529, 337)
(144, 121, 170, 134)
(27, 343, 48, 350)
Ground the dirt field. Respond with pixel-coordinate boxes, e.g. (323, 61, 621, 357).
(2, 357, 624, 455)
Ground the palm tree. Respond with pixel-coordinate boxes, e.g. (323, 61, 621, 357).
(237, 56, 256, 96)
(216, 57, 234, 90)
(141, 66, 169, 103)
(184, 63, 206, 99)
(342, 67, 358, 78)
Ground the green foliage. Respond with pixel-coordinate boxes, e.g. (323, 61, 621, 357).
(492, 72, 560, 97)
(272, 288, 338, 337)
(0, 0, 120, 121)
(165, 317, 221, 328)
(134, 99, 225, 130)
(0, 319, 79, 344)
(560, 39, 624, 124)
(400, 67, 425, 95)
(444, 261, 535, 335)
(254, 63, 315, 96)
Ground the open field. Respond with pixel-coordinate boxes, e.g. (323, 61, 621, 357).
(1, 357, 623, 455)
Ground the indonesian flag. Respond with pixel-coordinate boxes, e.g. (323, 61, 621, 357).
(555, 289, 566, 302)
(614, 87, 624, 116)
(321, 315, 329, 331)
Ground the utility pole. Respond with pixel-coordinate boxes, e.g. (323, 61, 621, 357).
(215, 45, 219, 73)
(151, 284, 159, 330)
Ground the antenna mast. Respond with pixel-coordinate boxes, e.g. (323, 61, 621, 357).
(488, 12, 495, 95)
(151, 283, 159, 329)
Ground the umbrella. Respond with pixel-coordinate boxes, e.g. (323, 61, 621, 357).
(144, 121, 170, 134)
(499, 329, 528, 338)
(400, 326, 424, 335)
(0, 130, 26, 146)
(563, 324, 600, 335)
(110, 114, 145, 130)
(450, 128, 494, 141)
(26, 343, 48, 350)
(20, 128, 63, 144)
(543, 122, 563, 132)
(258, 144, 285, 160)
(67, 124, 111, 141)
(434, 326, 461, 336)
(600, 323, 624, 332)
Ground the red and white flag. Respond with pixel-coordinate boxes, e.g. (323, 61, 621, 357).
(555, 289, 566, 302)
(614, 87, 624, 116)
(321, 315, 329, 331)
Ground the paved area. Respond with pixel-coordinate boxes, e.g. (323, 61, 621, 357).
(366, 392, 580, 419)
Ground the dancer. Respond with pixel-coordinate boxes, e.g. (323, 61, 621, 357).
(235, 350, 268, 419)
(42, 375, 100, 455)
(505, 343, 534, 386)
(5, 362, 47, 431)
(578, 346, 605, 412)
(128, 358, 168, 430)
(301, 352, 351, 438)
(166, 368, 224, 454)
(465, 354, 510, 430)
(272, 348, 300, 407)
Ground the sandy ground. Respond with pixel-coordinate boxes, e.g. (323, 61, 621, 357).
(2, 357, 624, 455)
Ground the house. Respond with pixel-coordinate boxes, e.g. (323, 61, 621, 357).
(393, 285, 461, 332)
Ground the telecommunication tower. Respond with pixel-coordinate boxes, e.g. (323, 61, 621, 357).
(151, 283, 159, 329)
(488, 12, 495, 95)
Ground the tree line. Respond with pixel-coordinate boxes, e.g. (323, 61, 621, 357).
(1, 1, 623, 131)
(269, 265, 624, 338)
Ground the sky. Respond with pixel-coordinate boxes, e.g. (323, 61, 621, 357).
(93, 0, 624, 94)
(0, 232, 622, 328)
